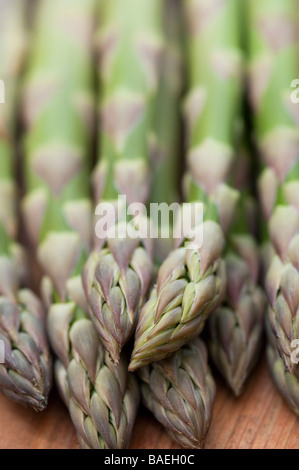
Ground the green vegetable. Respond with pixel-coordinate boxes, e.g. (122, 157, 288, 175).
(0, 0, 51, 412)
(83, 0, 164, 364)
(22, 0, 139, 447)
(130, 0, 243, 371)
(247, 0, 299, 373)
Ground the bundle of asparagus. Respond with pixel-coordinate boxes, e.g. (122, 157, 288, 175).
(0, 0, 51, 411)
(248, 0, 299, 373)
(22, 0, 139, 448)
(83, 0, 165, 365)
(0, 0, 297, 451)
(129, 0, 243, 371)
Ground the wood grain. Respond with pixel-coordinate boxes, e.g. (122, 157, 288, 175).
(0, 355, 298, 449)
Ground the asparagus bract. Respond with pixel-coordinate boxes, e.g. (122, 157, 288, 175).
(22, 0, 139, 447)
(0, 0, 51, 411)
(129, 0, 243, 371)
(248, 0, 299, 373)
(139, 338, 216, 449)
(83, 0, 164, 364)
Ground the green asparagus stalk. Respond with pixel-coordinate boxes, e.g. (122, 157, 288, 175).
(22, 0, 139, 448)
(0, 0, 27, 295)
(0, 0, 51, 411)
(247, 0, 299, 373)
(209, 139, 266, 396)
(83, 0, 164, 364)
(137, 3, 216, 449)
(129, 0, 243, 371)
(139, 338, 215, 449)
(148, 0, 182, 266)
(266, 315, 299, 416)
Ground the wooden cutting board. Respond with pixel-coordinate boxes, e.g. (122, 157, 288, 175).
(0, 355, 297, 449)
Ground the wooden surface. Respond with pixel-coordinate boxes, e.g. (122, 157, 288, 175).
(0, 355, 298, 449)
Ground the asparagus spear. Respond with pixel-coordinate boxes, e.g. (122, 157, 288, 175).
(129, 0, 243, 371)
(137, 3, 216, 449)
(247, 0, 299, 373)
(22, 0, 139, 448)
(266, 316, 299, 416)
(83, 0, 164, 364)
(54, 319, 139, 450)
(0, 0, 51, 411)
(148, 0, 182, 266)
(139, 338, 215, 449)
(0, 0, 27, 299)
(209, 138, 266, 396)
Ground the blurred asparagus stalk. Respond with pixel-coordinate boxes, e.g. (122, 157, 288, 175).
(0, 0, 51, 411)
(129, 0, 244, 371)
(148, 0, 182, 266)
(0, 0, 27, 298)
(247, 0, 299, 373)
(22, 0, 139, 448)
(209, 135, 266, 396)
(83, 0, 165, 364)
